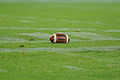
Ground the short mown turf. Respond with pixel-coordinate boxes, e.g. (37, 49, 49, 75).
(0, 2, 120, 80)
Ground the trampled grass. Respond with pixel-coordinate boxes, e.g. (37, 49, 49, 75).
(0, 2, 120, 80)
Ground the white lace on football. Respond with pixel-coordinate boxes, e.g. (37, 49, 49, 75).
(53, 34, 57, 43)
(65, 34, 69, 43)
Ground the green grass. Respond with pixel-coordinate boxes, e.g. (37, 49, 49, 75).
(0, 2, 120, 80)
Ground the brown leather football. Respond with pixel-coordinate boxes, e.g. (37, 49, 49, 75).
(50, 33, 70, 43)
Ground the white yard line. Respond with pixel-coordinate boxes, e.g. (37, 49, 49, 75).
(0, 14, 37, 19)
(0, 14, 108, 25)
(60, 19, 108, 25)
(35, 17, 108, 25)
(0, 37, 26, 41)
(0, 46, 119, 53)
(64, 32, 120, 41)
(20, 20, 34, 23)
(65, 65, 80, 70)
(0, 41, 49, 43)
(18, 32, 50, 39)
(0, 27, 96, 31)
(105, 30, 120, 32)
(0, 27, 33, 30)
(0, 69, 8, 72)
(36, 28, 96, 31)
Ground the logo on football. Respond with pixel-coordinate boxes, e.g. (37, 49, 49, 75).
(50, 33, 70, 43)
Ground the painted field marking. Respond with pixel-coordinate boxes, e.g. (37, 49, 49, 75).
(63, 32, 120, 41)
(59, 19, 108, 25)
(0, 27, 96, 31)
(105, 30, 120, 32)
(0, 14, 108, 25)
(0, 37, 26, 41)
(0, 27, 33, 30)
(0, 69, 8, 72)
(20, 20, 34, 23)
(65, 65, 80, 70)
(35, 28, 96, 31)
(0, 41, 49, 43)
(0, 14, 37, 19)
(33, 17, 108, 25)
(0, 46, 119, 53)
(18, 32, 50, 39)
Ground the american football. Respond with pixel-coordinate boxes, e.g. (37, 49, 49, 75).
(50, 33, 70, 43)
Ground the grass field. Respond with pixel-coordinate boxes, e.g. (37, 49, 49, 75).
(0, 2, 120, 80)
